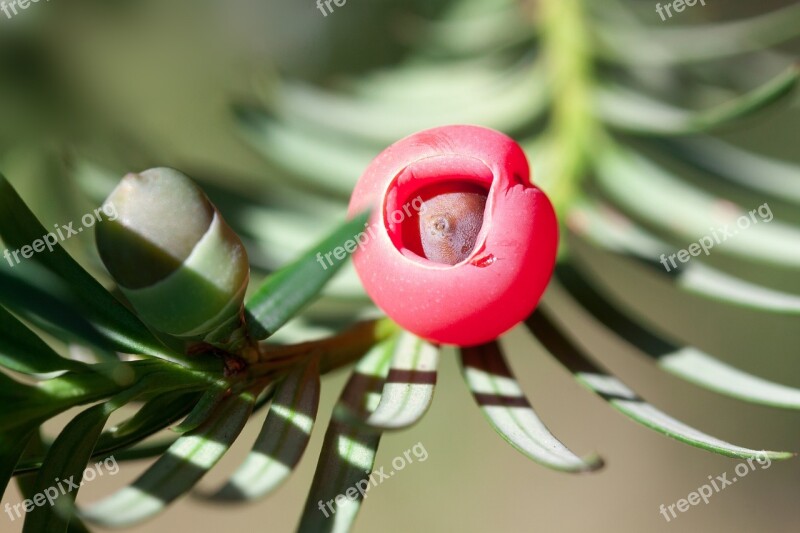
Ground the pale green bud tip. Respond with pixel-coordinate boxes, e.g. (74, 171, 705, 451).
(96, 167, 250, 338)
(97, 168, 214, 289)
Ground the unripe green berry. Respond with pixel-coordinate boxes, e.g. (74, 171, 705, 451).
(96, 168, 250, 340)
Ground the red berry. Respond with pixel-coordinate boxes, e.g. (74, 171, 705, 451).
(347, 125, 558, 346)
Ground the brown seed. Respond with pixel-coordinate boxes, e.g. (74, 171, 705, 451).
(419, 189, 487, 265)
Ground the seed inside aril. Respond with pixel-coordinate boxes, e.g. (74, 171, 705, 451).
(412, 182, 488, 265)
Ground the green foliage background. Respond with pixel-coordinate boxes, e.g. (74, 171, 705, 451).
(1, 0, 799, 532)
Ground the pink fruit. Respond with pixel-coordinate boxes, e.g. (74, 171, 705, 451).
(347, 125, 558, 346)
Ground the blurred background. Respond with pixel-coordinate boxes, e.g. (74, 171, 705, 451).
(1, 0, 799, 532)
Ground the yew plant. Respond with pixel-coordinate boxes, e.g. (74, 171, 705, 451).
(2, 0, 800, 532)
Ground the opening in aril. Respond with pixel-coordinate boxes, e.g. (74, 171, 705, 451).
(400, 181, 488, 265)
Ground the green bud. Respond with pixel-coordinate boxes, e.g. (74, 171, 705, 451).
(96, 168, 250, 340)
